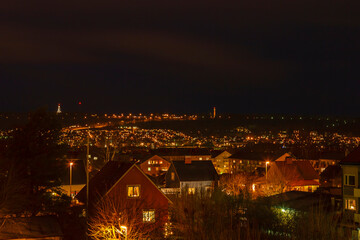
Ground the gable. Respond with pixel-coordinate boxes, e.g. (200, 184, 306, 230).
(165, 163, 180, 188)
(106, 165, 171, 206)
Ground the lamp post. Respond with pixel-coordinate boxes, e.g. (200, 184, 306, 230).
(69, 162, 74, 198)
(265, 161, 270, 180)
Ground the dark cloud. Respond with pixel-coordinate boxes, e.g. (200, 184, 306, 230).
(1, 0, 359, 114)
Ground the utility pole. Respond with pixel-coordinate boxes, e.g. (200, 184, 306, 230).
(86, 132, 90, 240)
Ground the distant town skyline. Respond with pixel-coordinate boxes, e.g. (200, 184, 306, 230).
(1, 0, 359, 115)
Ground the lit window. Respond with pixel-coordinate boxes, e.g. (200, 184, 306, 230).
(160, 161, 163, 164)
(127, 185, 140, 198)
(199, 157, 203, 160)
(171, 172, 175, 181)
(148, 167, 151, 171)
(345, 175, 355, 186)
(345, 198, 356, 211)
(188, 188, 195, 194)
(143, 210, 155, 223)
(148, 161, 151, 165)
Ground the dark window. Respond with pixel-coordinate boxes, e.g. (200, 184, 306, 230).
(349, 176, 355, 186)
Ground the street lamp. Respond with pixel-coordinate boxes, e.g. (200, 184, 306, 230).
(265, 161, 270, 180)
(69, 162, 74, 198)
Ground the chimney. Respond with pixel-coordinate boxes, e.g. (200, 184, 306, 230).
(185, 156, 192, 164)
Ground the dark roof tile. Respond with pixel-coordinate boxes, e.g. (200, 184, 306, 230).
(173, 160, 218, 181)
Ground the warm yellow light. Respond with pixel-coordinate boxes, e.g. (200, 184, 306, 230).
(120, 226, 127, 230)
(70, 162, 74, 166)
(266, 161, 270, 165)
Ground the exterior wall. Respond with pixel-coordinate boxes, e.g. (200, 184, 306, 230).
(291, 185, 319, 192)
(342, 165, 359, 215)
(229, 159, 265, 173)
(212, 151, 232, 174)
(106, 167, 169, 230)
(162, 155, 211, 162)
(180, 181, 214, 194)
(139, 155, 171, 176)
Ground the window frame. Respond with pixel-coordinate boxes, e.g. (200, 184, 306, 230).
(127, 185, 141, 198)
(344, 174, 356, 186)
(142, 209, 156, 223)
(345, 198, 356, 211)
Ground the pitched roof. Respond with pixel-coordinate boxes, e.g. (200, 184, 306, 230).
(340, 146, 360, 165)
(172, 160, 218, 182)
(320, 165, 341, 180)
(275, 160, 319, 184)
(229, 150, 285, 161)
(76, 161, 134, 203)
(295, 161, 319, 180)
(152, 148, 211, 156)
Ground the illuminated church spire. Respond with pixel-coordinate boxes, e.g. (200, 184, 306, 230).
(57, 104, 62, 114)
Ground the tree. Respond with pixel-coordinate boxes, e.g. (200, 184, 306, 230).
(89, 196, 165, 240)
(2, 108, 68, 216)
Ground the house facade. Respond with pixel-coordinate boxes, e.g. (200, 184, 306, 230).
(152, 148, 212, 162)
(138, 155, 171, 176)
(340, 147, 360, 226)
(163, 160, 219, 195)
(228, 151, 292, 174)
(211, 150, 233, 174)
(76, 162, 171, 234)
(265, 158, 320, 193)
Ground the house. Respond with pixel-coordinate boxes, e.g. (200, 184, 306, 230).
(138, 155, 171, 176)
(210, 150, 234, 174)
(339, 147, 360, 225)
(152, 148, 212, 162)
(320, 164, 342, 188)
(228, 150, 292, 174)
(0, 216, 63, 240)
(76, 161, 171, 233)
(317, 151, 343, 172)
(163, 160, 219, 195)
(301, 151, 343, 173)
(265, 158, 319, 193)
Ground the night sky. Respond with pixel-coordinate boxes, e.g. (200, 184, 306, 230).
(1, 0, 359, 115)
